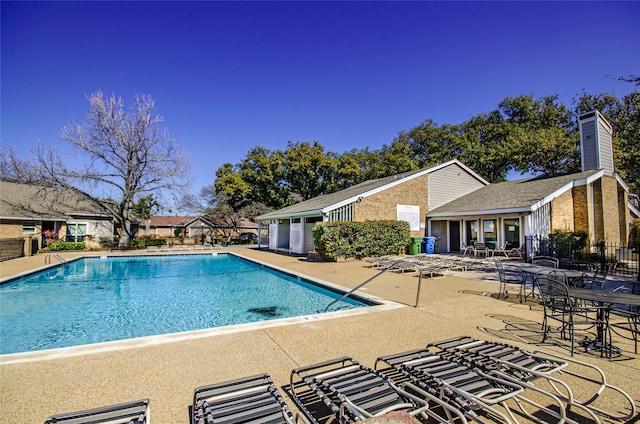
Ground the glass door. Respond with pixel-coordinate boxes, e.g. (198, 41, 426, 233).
(503, 218, 520, 249)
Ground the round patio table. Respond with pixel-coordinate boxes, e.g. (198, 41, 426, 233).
(521, 266, 585, 287)
(568, 288, 640, 357)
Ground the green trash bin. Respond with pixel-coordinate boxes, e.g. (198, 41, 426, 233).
(410, 236, 423, 255)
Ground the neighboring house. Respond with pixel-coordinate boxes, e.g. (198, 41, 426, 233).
(138, 215, 259, 240)
(0, 181, 114, 257)
(138, 216, 197, 238)
(428, 110, 631, 253)
(256, 159, 489, 254)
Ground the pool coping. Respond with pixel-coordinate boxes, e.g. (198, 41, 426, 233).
(0, 252, 404, 364)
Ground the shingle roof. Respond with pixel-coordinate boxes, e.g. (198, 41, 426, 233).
(147, 216, 196, 227)
(257, 167, 428, 220)
(0, 181, 109, 220)
(428, 169, 603, 216)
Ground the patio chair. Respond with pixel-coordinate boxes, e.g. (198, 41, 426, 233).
(374, 348, 526, 424)
(535, 276, 599, 356)
(462, 241, 475, 256)
(532, 256, 559, 268)
(581, 264, 609, 289)
(192, 373, 299, 424)
(609, 282, 640, 354)
(495, 258, 527, 302)
(508, 244, 525, 260)
(492, 243, 510, 258)
(429, 336, 637, 422)
(473, 241, 490, 258)
(290, 356, 434, 424)
(44, 399, 149, 423)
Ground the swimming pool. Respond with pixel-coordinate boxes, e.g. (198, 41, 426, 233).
(0, 254, 376, 355)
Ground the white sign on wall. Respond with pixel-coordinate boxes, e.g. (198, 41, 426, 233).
(397, 204, 421, 231)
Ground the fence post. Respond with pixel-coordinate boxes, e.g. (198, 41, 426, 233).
(597, 240, 606, 273)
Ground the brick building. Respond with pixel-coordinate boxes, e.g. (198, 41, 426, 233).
(257, 160, 488, 254)
(258, 111, 633, 255)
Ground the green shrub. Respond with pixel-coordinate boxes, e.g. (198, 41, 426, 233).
(313, 220, 410, 261)
(131, 238, 166, 248)
(551, 229, 588, 258)
(630, 218, 640, 251)
(48, 241, 85, 251)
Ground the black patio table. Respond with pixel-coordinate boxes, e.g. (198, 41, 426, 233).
(559, 258, 596, 271)
(521, 266, 585, 286)
(568, 287, 640, 357)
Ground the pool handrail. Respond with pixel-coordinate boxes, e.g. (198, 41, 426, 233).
(324, 259, 404, 312)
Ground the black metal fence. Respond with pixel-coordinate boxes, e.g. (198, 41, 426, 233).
(525, 235, 639, 279)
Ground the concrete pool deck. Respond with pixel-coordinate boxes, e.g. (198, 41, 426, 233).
(1, 246, 639, 423)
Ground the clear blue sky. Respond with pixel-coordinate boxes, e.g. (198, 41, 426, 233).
(2, 1, 639, 200)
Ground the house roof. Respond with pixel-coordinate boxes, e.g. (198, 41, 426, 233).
(257, 159, 486, 220)
(147, 216, 196, 227)
(428, 169, 604, 217)
(0, 181, 110, 221)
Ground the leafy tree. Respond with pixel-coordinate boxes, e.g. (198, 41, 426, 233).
(282, 141, 334, 200)
(2, 91, 190, 246)
(213, 163, 251, 210)
(132, 195, 162, 219)
(574, 90, 639, 195)
(239, 146, 290, 209)
(508, 126, 580, 175)
(612, 91, 640, 195)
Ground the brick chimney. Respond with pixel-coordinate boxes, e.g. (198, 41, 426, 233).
(578, 110, 614, 175)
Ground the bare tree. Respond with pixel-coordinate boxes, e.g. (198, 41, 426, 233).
(2, 91, 191, 246)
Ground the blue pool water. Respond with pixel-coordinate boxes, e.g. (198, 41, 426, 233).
(0, 254, 372, 355)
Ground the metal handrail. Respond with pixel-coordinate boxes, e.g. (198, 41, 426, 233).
(44, 253, 66, 264)
(324, 259, 404, 312)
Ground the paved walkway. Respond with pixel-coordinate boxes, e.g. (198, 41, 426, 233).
(1, 247, 639, 423)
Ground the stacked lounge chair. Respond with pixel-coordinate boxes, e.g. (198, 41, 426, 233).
(44, 399, 149, 423)
(289, 356, 449, 423)
(374, 349, 530, 423)
(428, 336, 637, 423)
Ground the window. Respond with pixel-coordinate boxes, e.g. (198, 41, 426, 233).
(66, 223, 87, 242)
(483, 219, 497, 249)
(22, 221, 36, 234)
(466, 220, 478, 246)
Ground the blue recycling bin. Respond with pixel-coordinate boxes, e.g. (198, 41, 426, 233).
(423, 236, 436, 254)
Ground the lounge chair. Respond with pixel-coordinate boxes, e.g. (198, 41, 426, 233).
(44, 399, 149, 423)
(374, 348, 527, 424)
(508, 244, 525, 260)
(192, 373, 298, 424)
(290, 356, 438, 423)
(462, 242, 475, 256)
(492, 243, 511, 258)
(429, 336, 637, 422)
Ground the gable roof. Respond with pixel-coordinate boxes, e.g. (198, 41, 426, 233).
(428, 169, 604, 217)
(147, 216, 196, 227)
(0, 181, 111, 221)
(257, 159, 486, 220)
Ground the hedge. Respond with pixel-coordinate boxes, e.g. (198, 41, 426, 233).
(312, 220, 410, 261)
(131, 238, 167, 248)
(48, 241, 85, 251)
